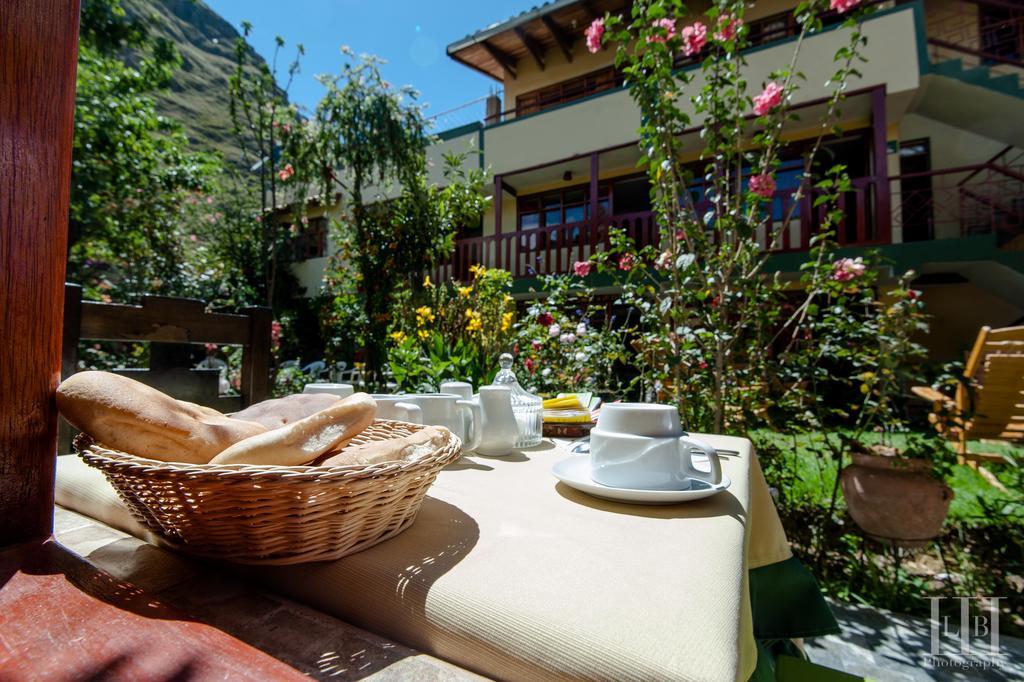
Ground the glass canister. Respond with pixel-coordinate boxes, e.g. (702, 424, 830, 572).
(492, 353, 543, 448)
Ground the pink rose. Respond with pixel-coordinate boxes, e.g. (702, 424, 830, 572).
(277, 163, 294, 181)
(749, 173, 776, 198)
(831, 257, 867, 282)
(618, 253, 636, 271)
(585, 18, 605, 53)
(753, 81, 784, 117)
(714, 15, 743, 42)
(647, 18, 677, 44)
(573, 261, 592, 277)
(831, 0, 861, 13)
(654, 251, 673, 270)
(679, 22, 707, 56)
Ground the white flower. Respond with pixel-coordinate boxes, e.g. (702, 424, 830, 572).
(541, 368, 552, 377)
(576, 322, 587, 336)
(549, 323, 561, 337)
(574, 352, 586, 362)
(560, 333, 576, 344)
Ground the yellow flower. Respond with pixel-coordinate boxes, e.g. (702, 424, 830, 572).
(504, 294, 514, 303)
(458, 286, 472, 298)
(423, 275, 434, 288)
(417, 329, 430, 340)
(465, 309, 483, 333)
(469, 263, 485, 278)
(390, 330, 407, 344)
(415, 306, 435, 326)
(500, 311, 514, 332)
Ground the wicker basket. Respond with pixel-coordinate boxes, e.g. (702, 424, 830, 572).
(75, 420, 463, 565)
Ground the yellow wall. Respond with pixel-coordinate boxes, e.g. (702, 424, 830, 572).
(484, 5, 920, 177)
(502, 39, 617, 116)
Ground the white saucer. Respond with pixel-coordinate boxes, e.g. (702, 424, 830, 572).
(551, 455, 731, 505)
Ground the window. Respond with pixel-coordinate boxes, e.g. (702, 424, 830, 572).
(517, 184, 611, 230)
(515, 67, 623, 117)
(292, 216, 328, 260)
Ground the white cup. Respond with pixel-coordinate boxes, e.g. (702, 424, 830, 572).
(398, 393, 481, 451)
(302, 383, 354, 398)
(439, 381, 473, 400)
(370, 394, 423, 423)
(590, 403, 721, 490)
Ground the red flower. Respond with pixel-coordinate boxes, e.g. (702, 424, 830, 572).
(537, 312, 554, 327)
(907, 290, 920, 301)
(710, 295, 721, 307)
(618, 253, 636, 271)
(524, 357, 536, 374)
(277, 164, 294, 181)
(699, 360, 708, 370)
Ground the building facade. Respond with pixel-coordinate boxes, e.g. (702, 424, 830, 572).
(294, 0, 1024, 360)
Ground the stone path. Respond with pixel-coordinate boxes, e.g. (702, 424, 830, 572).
(806, 598, 1024, 681)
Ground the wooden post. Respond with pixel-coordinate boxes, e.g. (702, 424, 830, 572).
(872, 85, 892, 244)
(241, 307, 273, 405)
(589, 152, 599, 238)
(494, 175, 504, 236)
(1, 0, 81, 544)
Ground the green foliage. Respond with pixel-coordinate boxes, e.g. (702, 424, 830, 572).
(69, 0, 220, 301)
(292, 54, 488, 387)
(513, 273, 629, 395)
(387, 266, 515, 390)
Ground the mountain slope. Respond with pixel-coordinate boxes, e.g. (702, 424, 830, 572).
(124, 0, 270, 168)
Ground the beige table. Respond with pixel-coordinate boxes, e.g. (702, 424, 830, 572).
(57, 434, 792, 682)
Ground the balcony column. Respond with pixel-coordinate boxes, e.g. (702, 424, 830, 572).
(872, 85, 892, 244)
(494, 174, 503, 272)
(1, 0, 81, 544)
(589, 152, 599, 248)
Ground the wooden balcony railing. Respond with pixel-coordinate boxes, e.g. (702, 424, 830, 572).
(435, 163, 1024, 281)
(927, 0, 1024, 71)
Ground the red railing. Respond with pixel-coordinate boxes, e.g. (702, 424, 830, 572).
(927, 0, 1024, 74)
(890, 162, 1024, 245)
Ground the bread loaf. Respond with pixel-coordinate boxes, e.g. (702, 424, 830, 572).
(56, 371, 266, 464)
(209, 392, 377, 466)
(229, 393, 341, 430)
(317, 426, 450, 467)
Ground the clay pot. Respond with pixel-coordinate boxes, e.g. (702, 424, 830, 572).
(840, 451, 954, 548)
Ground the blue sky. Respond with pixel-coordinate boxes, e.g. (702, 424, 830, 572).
(205, 0, 538, 128)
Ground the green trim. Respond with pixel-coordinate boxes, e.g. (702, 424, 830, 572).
(436, 121, 483, 141)
(909, 0, 929, 76)
(483, 3, 921, 136)
(765, 235, 1024, 276)
(750, 556, 840, 640)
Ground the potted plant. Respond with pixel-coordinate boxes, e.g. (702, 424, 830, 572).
(840, 432, 957, 547)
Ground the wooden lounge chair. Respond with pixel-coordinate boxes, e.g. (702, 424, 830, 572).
(912, 325, 1024, 467)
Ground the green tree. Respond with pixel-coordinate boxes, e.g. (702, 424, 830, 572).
(297, 53, 486, 388)
(227, 25, 305, 309)
(69, 0, 219, 301)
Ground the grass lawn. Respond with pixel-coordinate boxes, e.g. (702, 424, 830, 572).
(751, 430, 1023, 635)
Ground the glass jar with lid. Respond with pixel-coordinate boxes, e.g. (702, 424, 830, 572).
(492, 353, 543, 448)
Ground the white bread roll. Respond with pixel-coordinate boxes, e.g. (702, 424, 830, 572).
(229, 393, 341, 430)
(317, 426, 450, 467)
(56, 371, 266, 464)
(209, 392, 377, 466)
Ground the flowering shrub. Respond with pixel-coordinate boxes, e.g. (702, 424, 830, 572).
(581, 0, 895, 434)
(513, 273, 628, 395)
(387, 265, 516, 390)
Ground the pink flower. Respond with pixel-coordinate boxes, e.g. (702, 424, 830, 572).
(830, 0, 861, 13)
(679, 22, 707, 56)
(524, 357, 536, 374)
(831, 257, 867, 282)
(753, 81, 784, 117)
(618, 253, 636, 271)
(531, 340, 543, 351)
(100, 294, 112, 304)
(205, 196, 214, 204)
(537, 312, 554, 327)
(204, 343, 218, 353)
(714, 15, 743, 42)
(585, 18, 605, 53)
(277, 163, 294, 181)
(271, 320, 283, 348)
(189, 233, 199, 242)
(654, 251, 673, 270)
(573, 261, 592, 277)
(749, 173, 776, 198)
(647, 18, 677, 44)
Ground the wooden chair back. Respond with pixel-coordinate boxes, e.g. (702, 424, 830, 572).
(959, 326, 1024, 443)
(60, 284, 273, 453)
